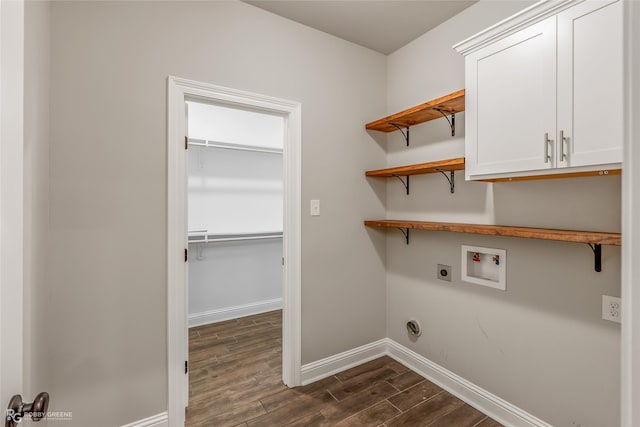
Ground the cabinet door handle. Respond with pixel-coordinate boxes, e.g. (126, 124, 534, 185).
(544, 133, 553, 163)
(560, 130, 568, 161)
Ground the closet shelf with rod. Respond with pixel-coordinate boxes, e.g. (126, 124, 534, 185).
(187, 138, 283, 154)
(188, 230, 283, 244)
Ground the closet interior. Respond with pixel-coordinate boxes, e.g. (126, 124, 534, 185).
(186, 100, 285, 327)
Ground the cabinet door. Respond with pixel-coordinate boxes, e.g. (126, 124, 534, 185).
(465, 16, 557, 179)
(557, 0, 623, 168)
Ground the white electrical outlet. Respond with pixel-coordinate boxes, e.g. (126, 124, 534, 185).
(602, 295, 622, 323)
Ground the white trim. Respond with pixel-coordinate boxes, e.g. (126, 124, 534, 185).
(386, 340, 552, 427)
(188, 298, 283, 328)
(167, 76, 302, 427)
(453, 0, 580, 55)
(280, 86, 303, 389)
(120, 412, 169, 427)
(0, 0, 25, 406)
(300, 339, 388, 385)
(622, 1, 640, 425)
(167, 76, 188, 427)
(301, 339, 552, 426)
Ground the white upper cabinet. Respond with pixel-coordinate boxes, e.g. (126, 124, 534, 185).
(466, 17, 557, 177)
(557, 0, 623, 168)
(455, 0, 623, 181)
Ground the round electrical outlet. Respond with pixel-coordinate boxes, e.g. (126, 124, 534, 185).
(406, 320, 422, 337)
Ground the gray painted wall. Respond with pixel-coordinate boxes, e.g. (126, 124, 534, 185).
(47, 1, 387, 425)
(384, 2, 621, 426)
(29, 1, 622, 426)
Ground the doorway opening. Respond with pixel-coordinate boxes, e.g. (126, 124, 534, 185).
(167, 77, 302, 427)
(185, 100, 285, 425)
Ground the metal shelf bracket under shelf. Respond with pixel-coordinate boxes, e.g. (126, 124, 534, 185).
(588, 243, 603, 272)
(390, 170, 455, 195)
(391, 174, 410, 195)
(397, 228, 410, 245)
(434, 108, 456, 136)
(435, 169, 456, 194)
(387, 109, 456, 147)
(389, 124, 410, 146)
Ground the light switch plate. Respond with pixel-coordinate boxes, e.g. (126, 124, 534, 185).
(310, 199, 320, 216)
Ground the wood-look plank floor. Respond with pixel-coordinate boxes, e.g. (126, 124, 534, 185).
(187, 310, 503, 427)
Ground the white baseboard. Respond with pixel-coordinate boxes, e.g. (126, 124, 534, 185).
(188, 298, 282, 327)
(300, 338, 388, 385)
(301, 338, 551, 427)
(386, 339, 551, 427)
(120, 412, 168, 427)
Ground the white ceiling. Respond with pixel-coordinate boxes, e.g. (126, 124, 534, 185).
(242, 0, 478, 55)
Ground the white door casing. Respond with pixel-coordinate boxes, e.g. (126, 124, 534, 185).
(167, 77, 302, 427)
(622, 1, 640, 425)
(0, 0, 25, 411)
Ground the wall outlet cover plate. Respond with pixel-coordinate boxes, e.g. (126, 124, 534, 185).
(602, 295, 621, 323)
(437, 264, 452, 282)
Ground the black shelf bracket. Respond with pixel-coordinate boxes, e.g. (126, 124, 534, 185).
(389, 123, 410, 146)
(434, 108, 456, 136)
(587, 243, 603, 272)
(435, 169, 456, 194)
(396, 228, 410, 244)
(391, 174, 410, 195)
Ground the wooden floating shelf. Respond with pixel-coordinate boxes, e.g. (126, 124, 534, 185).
(365, 89, 465, 132)
(364, 219, 621, 246)
(366, 157, 465, 177)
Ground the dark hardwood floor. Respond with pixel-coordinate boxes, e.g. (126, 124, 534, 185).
(187, 310, 502, 427)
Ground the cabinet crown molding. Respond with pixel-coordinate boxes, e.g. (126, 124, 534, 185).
(453, 0, 581, 55)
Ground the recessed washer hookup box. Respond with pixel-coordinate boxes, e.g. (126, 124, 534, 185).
(461, 245, 506, 291)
